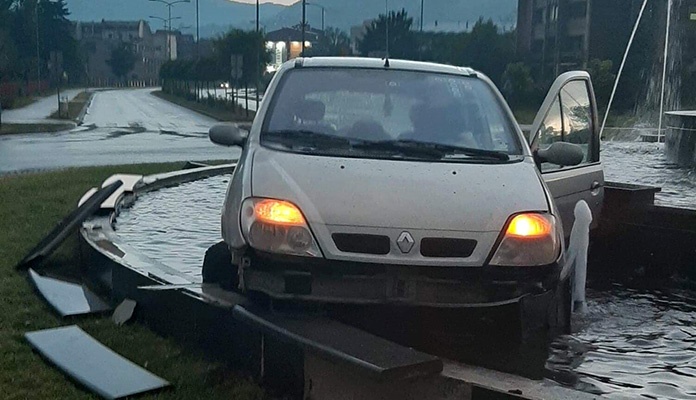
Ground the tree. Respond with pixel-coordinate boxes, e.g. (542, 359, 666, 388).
(308, 27, 352, 56)
(358, 9, 417, 59)
(502, 62, 534, 107)
(107, 43, 137, 82)
(585, 59, 615, 111)
(212, 29, 270, 85)
(461, 18, 515, 85)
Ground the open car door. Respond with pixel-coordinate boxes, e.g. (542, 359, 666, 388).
(529, 71, 604, 238)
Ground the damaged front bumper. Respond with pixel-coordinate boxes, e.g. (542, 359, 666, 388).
(240, 251, 561, 308)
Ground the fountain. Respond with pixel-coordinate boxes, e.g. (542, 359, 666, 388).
(602, 0, 696, 166)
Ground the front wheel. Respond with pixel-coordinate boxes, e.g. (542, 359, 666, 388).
(202, 241, 238, 290)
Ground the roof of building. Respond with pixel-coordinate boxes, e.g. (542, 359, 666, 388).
(266, 27, 321, 42)
(77, 20, 144, 30)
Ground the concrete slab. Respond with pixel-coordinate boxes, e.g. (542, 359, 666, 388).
(100, 174, 142, 210)
(28, 269, 111, 317)
(233, 305, 443, 381)
(16, 180, 123, 269)
(25, 326, 170, 399)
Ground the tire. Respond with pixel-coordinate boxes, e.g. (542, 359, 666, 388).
(202, 241, 238, 290)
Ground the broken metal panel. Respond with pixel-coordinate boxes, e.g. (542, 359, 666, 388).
(16, 180, 123, 269)
(29, 269, 111, 317)
(112, 299, 137, 326)
(100, 174, 143, 210)
(232, 305, 443, 381)
(25, 326, 170, 399)
(78, 188, 98, 207)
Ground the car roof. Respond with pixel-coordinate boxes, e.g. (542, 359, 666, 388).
(292, 57, 478, 77)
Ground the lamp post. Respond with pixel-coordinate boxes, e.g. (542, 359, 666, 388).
(149, 15, 171, 31)
(420, 0, 424, 32)
(149, 0, 191, 60)
(35, 0, 41, 88)
(256, 0, 260, 109)
(306, 2, 326, 31)
(301, 0, 306, 56)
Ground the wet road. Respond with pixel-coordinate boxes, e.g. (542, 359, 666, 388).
(0, 88, 240, 173)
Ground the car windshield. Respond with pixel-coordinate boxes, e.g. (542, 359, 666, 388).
(261, 68, 522, 162)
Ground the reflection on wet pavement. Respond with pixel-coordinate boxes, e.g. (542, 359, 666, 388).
(0, 88, 239, 173)
(114, 142, 696, 399)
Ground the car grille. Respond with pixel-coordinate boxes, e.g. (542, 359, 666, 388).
(420, 238, 477, 258)
(332, 233, 390, 255)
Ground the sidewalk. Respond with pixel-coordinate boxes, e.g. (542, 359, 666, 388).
(2, 89, 82, 124)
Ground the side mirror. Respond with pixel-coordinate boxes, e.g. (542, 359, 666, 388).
(209, 124, 248, 147)
(535, 142, 584, 167)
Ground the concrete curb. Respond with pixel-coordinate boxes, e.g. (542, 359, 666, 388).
(150, 90, 254, 126)
(76, 91, 96, 126)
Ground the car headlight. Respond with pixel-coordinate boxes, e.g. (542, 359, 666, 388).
(240, 198, 322, 257)
(489, 213, 560, 267)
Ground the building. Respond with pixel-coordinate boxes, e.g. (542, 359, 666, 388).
(350, 20, 372, 55)
(516, 0, 646, 80)
(265, 25, 321, 72)
(74, 20, 192, 85)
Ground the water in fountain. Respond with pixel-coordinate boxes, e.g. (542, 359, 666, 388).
(604, 0, 684, 142)
(635, 0, 683, 141)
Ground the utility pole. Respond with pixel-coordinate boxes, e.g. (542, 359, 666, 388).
(195, 0, 199, 101)
(149, 0, 191, 61)
(35, 0, 41, 88)
(256, 0, 260, 110)
(306, 2, 326, 31)
(301, 0, 306, 56)
(420, 0, 424, 32)
(385, 0, 389, 57)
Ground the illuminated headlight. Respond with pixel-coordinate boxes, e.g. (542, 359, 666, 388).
(489, 213, 560, 266)
(240, 198, 322, 257)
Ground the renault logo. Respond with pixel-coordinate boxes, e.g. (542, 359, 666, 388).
(396, 232, 415, 253)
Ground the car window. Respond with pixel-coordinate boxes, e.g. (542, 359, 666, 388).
(262, 68, 522, 161)
(537, 80, 594, 172)
(560, 80, 593, 163)
(537, 95, 564, 172)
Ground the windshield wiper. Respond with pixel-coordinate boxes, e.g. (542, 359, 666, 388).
(354, 139, 510, 161)
(351, 139, 445, 160)
(263, 130, 350, 149)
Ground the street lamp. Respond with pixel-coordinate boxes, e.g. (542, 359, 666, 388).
(149, 0, 191, 60)
(420, 0, 424, 32)
(149, 15, 176, 31)
(256, 0, 260, 108)
(306, 2, 326, 31)
(301, 0, 306, 56)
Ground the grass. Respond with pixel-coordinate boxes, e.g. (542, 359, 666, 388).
(49, 91, 93, 121)
(152, 91, 255, 124)
(0, 123, 75, 135)
(0, 162, 265, 400)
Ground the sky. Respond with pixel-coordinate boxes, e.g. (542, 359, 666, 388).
(231, 0, 299, 5)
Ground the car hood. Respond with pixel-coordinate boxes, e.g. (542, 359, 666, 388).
(251, 147, 549, 233)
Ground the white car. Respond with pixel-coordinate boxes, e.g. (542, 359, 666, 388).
(206, 57, 603, 327)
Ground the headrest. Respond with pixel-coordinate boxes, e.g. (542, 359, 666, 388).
(295, 99, 326, 122)
(410, 102, 465, 131)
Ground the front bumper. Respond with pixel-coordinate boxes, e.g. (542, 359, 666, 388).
(241, 251, 561, 307)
